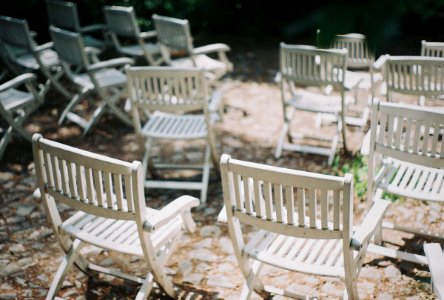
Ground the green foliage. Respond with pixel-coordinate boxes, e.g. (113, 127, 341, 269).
(332, 154, 368, 201)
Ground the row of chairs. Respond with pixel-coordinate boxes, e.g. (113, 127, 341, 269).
(34, 97, 443, 299)
(275, 36, 444, 166)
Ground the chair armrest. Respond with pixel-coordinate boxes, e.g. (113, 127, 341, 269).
(81, 24, 106, 34)
(193, 43, 231, 55)
(350, 199, 390, 251)
(140, 30, 157, 40)
(360, 129, 371, 156)
(143, 195, 199, 232)
(208, 90, 224, 113)
(34, 42, 54, 53)
(217, 205, 228, 223)
(424, 243, 444, 299)
(88, 57, 134, 72)
(0, 73, 37, 92)
(373, 55, 388, 70)
(274, 72, 282, 83)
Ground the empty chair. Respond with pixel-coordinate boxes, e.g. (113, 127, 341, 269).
(219, 154, 390, 299)
(103, 6, 163, 66)
(0, 15, 72, 99)
(46, 0, 107, 50)
(127, 67, 220, 203)
(384, 55, 444, 107)
(275, 43, 361, 165)
(0, 73, 43, 160)
(421, 40, 444, 57)
(32, 133, 199, 299)
(49, 26, 134, 136)
(152, 14, 233, 82)
(424, 243, 444, 299)
(331, 33, 384, 126)
(367, 100, 444, 264)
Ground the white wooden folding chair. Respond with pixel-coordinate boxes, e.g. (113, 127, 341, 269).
(32, 133, 199, 299)
(421, 40, 444, 58)
(127, 67, 220, 203)
(367, 100, 444, 265)
(46, 0, 108, 51)
(331, 33, 384, 127)
(384, 55, 444, 107)
(49, 26, 134, 136)
(218, 154, 390, 299)
(0, 15, 72, 99)
(275, 43, 361, 165)
(0, 73, 43, 160)
(152, 14, 233, 82)
(424, 243, 444, 299)
(103, 6, 163, 66)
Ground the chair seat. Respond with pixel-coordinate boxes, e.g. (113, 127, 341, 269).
(60, 209, 184, 257)
(141, 112, 207, 139)
(0, 88, 35, 112)
(245, 230, 349, 278)
(120, 43, 160, 57)
(73, 68, 127, 89)
(375, 158, 444, 202)
(170, 54, 227, 78)
(17, 49, 60, 70)
(287, 90, 354, 114)
(346, 70, 383, 90)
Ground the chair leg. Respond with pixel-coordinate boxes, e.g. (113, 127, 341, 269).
(46, 239, 84, 300)
(344, 276, 359, 300)
(0, 126, 13, 160)
(275, 122, 289, 159)
(82, 102, 108, 137)
(105, 93, 133, 126)
(239, 261, 269, 300)
(142, 138, 156, 180)
(200, 145, 211, 204)
(59, 87, 89, 125)
(135, 273, 154, 300)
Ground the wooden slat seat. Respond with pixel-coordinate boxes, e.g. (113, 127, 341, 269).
(73, 68, 127, 89)
(120, 43, 160, 58)
(16, 49, 60, 70)
(375, 158, 444, 202)
(170, 54, 227, 80)
(60, 210, 183, 257)
(288, 90, 355, 114)
(141, 112, 207, 139)
(0, 88, 35, 111)
(245, 230, 347, 278)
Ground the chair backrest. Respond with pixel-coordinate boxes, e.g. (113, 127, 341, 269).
(369, 100, 444, 169)
(32, 133, 146, 222)
(331, 33, 373, 69)
(103, 6, 140, 39)
(49, 26, 88, 69)
(220, 154, 353, 240)
(385, 56, 444, 98)
(421, 40, 444, 58)
(152, 14, 194, 54)
(0, 16, 34, 51)
(280, 43, 348, 88)
(46, 0, 81, 32)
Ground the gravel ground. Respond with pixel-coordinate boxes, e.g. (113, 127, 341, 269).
(0, 45, 443, 299)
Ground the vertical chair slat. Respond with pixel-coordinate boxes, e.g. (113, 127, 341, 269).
(60, 159, 69, 195)
(44, 152, 54, 188)
(264, 181, 273, 221)
(253, 179, 263, 218)
(422, 121, 431, 156)
(274, 184, 283, 223)
(413, 120, 421, 153)
(395, 116, 403, 150)
(85, 167, 95, 204)
(113, 173, 124, 211)
(297, 188, 305, 227)
(243, 177, 253, 215)
(320, 189, 328, 229)
(333, 190, 340, 230)
(67, 162, 77, 198)
(233, 173, 242, 210)
(286, 185, 295, 225)
(76, 165, 86, 201)
(51, 155, 61, 191)
(93, 169, 104, 207)
(309, 189, 316, 228)
(404, 119, 412, 151)
(124, 174, 134, 212)
(104, 171, 113, 208)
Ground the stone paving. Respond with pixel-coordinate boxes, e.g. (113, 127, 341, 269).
(0, 54, 443, 298)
